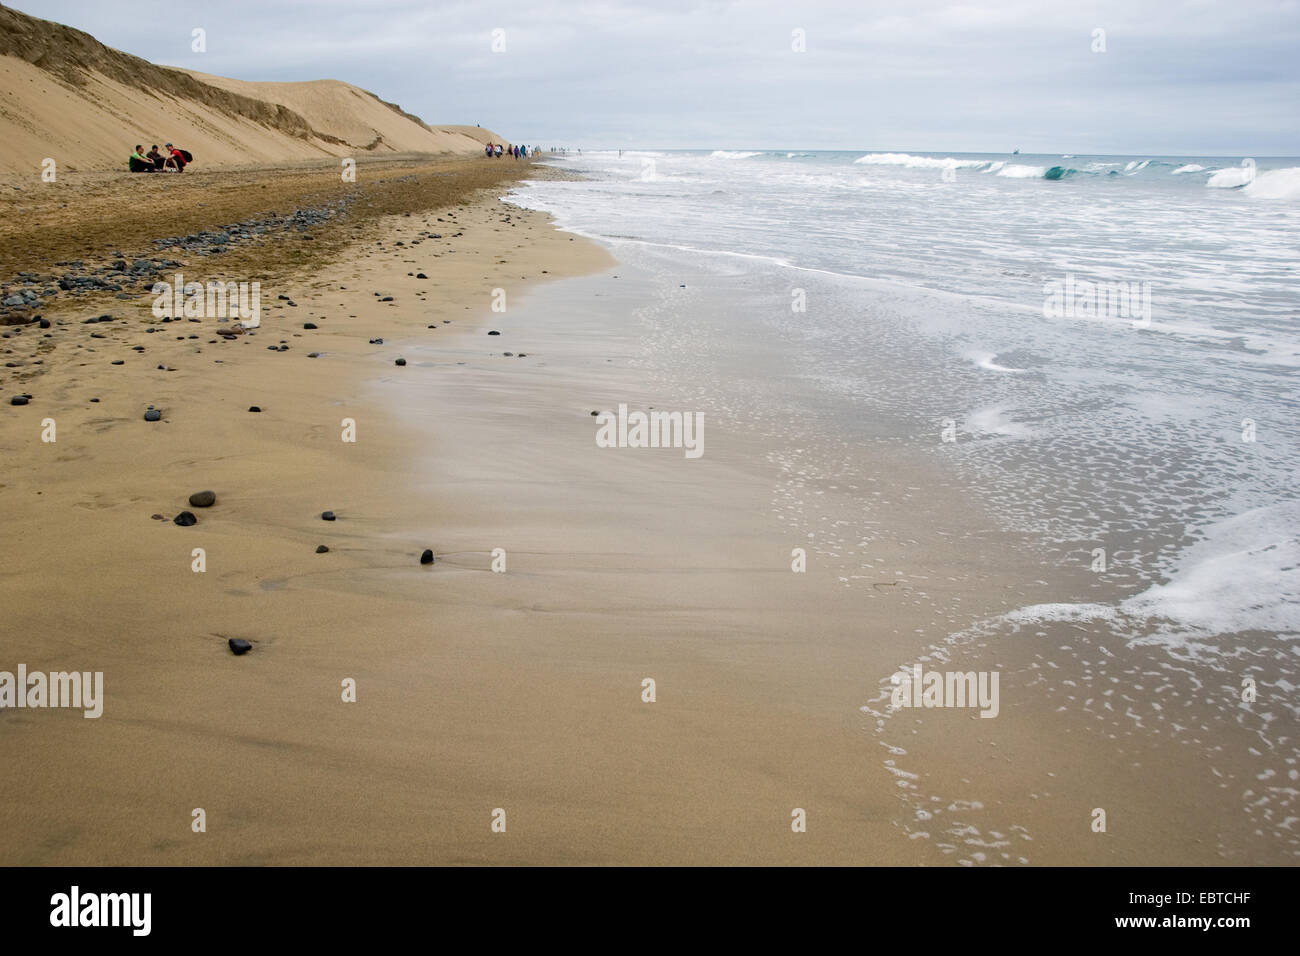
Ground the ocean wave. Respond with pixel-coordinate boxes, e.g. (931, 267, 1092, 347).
(1172, 164, 1208, 174)
(1243, 167, 1300, 199)
(996, 164, 1048, 178)
(1207, 165, 1255, 188)
(855, 152, 989, 170)
(709, 150, 761, 159)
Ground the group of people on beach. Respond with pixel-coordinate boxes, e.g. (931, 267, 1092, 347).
(484, 143, 532, 159)
(128, 143, 189, 172)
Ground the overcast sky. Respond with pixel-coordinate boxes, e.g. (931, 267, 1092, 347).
(14, 0, 1300, 155)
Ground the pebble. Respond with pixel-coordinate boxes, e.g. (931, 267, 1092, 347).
(188, 490, 216, 508)
(248, 406, 261, 413)
(173, 511, 197, 526)
(303, 322, 317, 330)
(144, 409, 161, 421)
(315, 545, 329, 553)
(10, 396, 29, 406)
(395, 357, 406, 366)
(228, 638, 252, 655)
(420, 549, 435, 565)
(488, 330, 500, 336)
(321, 511, 336, 521)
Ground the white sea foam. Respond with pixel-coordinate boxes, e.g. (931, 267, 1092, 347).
(966, 349, 1025, 373)
(1172, 164, 1207, 174)
(709, 150, 761, 159)
(1123, 502, 1300, 639)
(966, 404, 1033, 438)
(996, 164, 1047, 178)
(1243, 167, 1300, 199)
(1207, 165, 1255, 188)
(855, 152, 988, 170)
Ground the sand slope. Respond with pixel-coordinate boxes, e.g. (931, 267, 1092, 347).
(0, 4, 501, 174)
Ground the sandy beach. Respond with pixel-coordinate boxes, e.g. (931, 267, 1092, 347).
(2, 148, 1291, 867)
(1, 4, 1295, 876)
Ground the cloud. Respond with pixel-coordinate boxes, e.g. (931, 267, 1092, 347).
(11, 0, 1300, 153)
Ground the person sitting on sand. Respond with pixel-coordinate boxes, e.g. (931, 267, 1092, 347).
(128, 145, 155, 172)
(146, 145, 165, 169)
(163, 143, 187, 172)
(485, 142, 493, 158)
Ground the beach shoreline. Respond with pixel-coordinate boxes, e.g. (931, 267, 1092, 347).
(2, 152, 1290, 866)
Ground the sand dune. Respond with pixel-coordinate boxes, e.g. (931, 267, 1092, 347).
(0, 4, 501, 175)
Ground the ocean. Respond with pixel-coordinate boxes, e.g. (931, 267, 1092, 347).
(511, 148, 1299, 647)
(508, 148, 1300, 860)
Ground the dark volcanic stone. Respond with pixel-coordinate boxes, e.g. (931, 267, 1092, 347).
(416, 273, 428, 279)
(228, 638, 252, 655)
(10, 396, 29, 406)
(144, 408, 161, 421)
(488, 330, 500, 335)
(321, 511, 336, 521)
(248, 406, 261, 413)
(420, 549, 435, 565)
(395, 357, 406, 366)
(173, 510, 197, 526)
(315, 545, 329, 554)
(188, 490, 216, 508)
(303, 322, 317, 329)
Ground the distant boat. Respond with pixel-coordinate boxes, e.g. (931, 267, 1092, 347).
(1013, 148, 1020, 155)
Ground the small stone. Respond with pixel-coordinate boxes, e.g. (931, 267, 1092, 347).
(188, 490, 216, 508)
(395, 357, 406, 366)
(303, 322, 317, 329)
(151, 513, 166, 520)
(112, 360, 124, 365)
(420, 549, 435, 565)
(590, 410, 599, 416)
(488, 330, 500, 336)
(315, 545, 329, 554)
(321, 511, 336, 521)
(416, 273, 428, 279)
(308, 352, 320, 358)
(228, 638, 252, 655)
(10, 396, 29, 406)
(144, 408, 161, 421)
(248, 406, 261, 413)
(173, 511, 197, 526)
